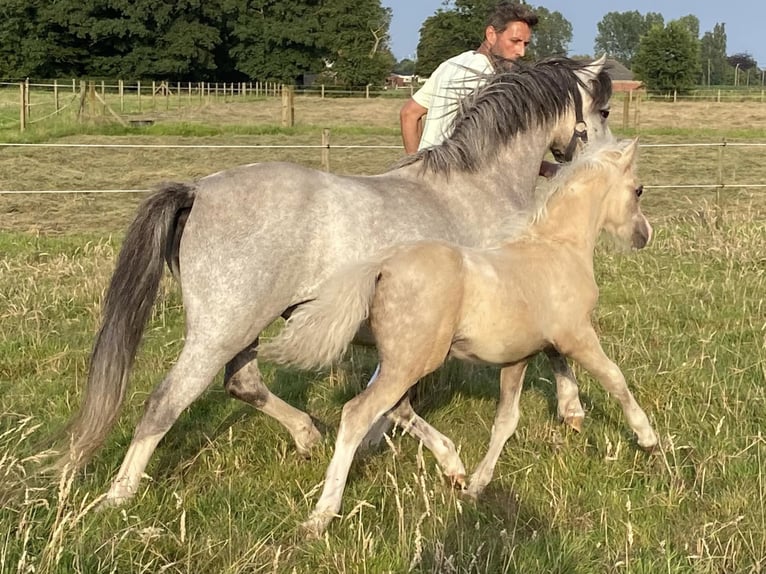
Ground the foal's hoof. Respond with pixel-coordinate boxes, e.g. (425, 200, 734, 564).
(639, 440, 661, 455)
(447, 473, 467, 490)
(300, 512, 334, 540)
(563, 414, 584, 433)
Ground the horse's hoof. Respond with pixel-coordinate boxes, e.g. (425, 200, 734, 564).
(564, 414, 584, 433)
(295, 427, 323, 458)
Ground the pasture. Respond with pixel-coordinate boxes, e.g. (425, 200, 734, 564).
(1, 95, 765, 573)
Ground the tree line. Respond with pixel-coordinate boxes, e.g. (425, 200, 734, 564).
(1, 1, 761, 93)
(412, 4, 760, 94)
(0, 0, 394, 87)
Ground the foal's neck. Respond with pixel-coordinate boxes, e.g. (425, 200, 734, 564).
(524, 176, 607, 255)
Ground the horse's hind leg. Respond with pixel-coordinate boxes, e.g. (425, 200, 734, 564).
(104, 338, 231, 505)
(224, 340, 321, 456)
(546, 349, 585, 431)
(465, 361, 527, 499)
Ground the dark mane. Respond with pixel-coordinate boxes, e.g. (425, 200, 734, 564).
(395, 57, 612, 175)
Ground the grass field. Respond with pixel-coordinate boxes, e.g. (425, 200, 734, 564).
(1, 94, 765, 573)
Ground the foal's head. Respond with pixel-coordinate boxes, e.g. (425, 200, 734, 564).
(597, 138, 651, 249)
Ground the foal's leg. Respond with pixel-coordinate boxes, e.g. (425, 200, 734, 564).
(387, 397, 466, 485)
(464, 362, 527, 499)
(565, 329, 658, 450)
(546, 349, 586, 431)
(360, 368, 466, 482)
(224, 340, 322, 456)
(302, 367, 425, 539)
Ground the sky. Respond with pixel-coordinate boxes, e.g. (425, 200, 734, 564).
(380, 0, 766, 68)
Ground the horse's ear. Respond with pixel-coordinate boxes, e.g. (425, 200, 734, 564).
(577, 54, 607, 82)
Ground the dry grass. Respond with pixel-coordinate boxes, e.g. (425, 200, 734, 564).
(0, 94, 765, 573)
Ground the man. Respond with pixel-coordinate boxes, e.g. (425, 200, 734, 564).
(400, 2, 558, 177)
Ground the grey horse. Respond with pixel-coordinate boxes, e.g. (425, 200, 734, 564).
(57, 56, 613, 504)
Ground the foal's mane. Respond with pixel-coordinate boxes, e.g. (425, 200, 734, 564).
(396, 57, 612, 175)
(498, 138, 626, 239)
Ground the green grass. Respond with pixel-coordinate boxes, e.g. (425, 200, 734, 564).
(1, 96, 765, 572)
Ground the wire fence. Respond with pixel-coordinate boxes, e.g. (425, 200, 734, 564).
(0, 140, 764, 195)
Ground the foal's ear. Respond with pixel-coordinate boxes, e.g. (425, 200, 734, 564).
(619, 137, 640, 172)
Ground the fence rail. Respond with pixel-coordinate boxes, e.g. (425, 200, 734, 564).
(0, 140, 763, 195)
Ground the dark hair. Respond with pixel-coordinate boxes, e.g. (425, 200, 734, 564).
(486, 2, 539, 32)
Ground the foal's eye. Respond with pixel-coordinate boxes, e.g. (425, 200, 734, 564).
(635, 185, 644, 198)
(600, 109, 610, 119)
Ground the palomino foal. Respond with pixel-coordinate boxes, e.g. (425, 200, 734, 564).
(262, 137, 658, 537)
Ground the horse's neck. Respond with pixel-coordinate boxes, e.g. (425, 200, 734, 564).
(430, 129, 551, 243)
(482, 129, 550, 207)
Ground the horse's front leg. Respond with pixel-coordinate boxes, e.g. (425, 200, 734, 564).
(464, 361, 527, 499)
(564, 329, 658, 450)
(545, 349, 586, 431)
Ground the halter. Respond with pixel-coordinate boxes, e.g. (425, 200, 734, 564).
(560, 86, 589, 163)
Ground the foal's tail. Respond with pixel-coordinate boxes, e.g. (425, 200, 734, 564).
(260, 259, 383, 370)
(54, 182, 196, 470)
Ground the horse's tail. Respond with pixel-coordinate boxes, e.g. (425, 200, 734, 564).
(56, 182, 196, 470)
(260, 259, 383, 370)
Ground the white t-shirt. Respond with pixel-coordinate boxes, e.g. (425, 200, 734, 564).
(412, 51, 493, 150)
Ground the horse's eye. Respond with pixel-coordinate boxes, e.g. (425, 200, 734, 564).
(635, 185, 644, 198)
(600, 109, 610, 119)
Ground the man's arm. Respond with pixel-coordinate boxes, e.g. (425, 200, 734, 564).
(400, 98, 428, 154)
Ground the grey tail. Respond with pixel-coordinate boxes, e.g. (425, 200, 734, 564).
(56, 182, 196, 470)
(259, 259, 383, 370)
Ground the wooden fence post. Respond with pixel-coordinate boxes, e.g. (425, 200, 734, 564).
(281, 85, 295, 127)
(19, 82, 27, 132)
(716, 138, 726, 224)
(54, 80, 59, 113)
(622, 93, 630, 130)
(137, 80, 142, 112)
(321, 128, 331, 171)
(119, 80, 124, 112)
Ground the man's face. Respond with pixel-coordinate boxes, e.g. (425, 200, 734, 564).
(486, 21, 532, 61)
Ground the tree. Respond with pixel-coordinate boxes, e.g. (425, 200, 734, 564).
(393, 58, 416, 75)
(633, 20, 699, 94)
(316, 0, 394, 87)
(527, 6, 572, 59)
(594, 11, 663, 66)
(699, 23, 728, 85)
(415, 10, 475, 76)
(676, 15, 700, 41)
(226, 0, 325, 83)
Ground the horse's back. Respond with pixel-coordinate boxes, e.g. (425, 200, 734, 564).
(177, 161, 462, 309)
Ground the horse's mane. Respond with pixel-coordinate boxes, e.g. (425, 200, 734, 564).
(395, 57, 612, 175)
